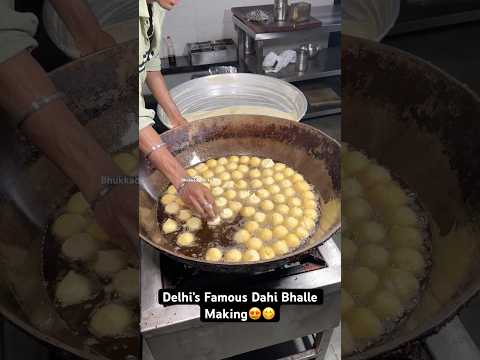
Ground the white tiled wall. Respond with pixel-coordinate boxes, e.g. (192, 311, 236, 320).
(159, 0, 334, 57)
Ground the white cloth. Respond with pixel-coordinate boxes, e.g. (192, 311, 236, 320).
(262, 50, 297, 73)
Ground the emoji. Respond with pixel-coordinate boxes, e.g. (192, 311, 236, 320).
(249, 307, 262, 320)
(262, 307, 275, 320)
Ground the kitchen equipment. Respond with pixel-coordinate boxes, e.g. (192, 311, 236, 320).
(157, 73, 308, 128)
(297, 47, 309, 72)
(244, 34, 255, 55)
(139, 115, 340, 273)
(0, 41, 138, 359)
(274, 0, 289, 22)
(291, 1, 312, 23)
(208, 65, 238, 75)
(300, 43, 322, 58)
(245, 8, 271, 22)
(186, 39, 237, 66)
(343, 35, 480, 358)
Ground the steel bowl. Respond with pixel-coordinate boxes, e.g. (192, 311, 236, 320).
(299, 43, 322, 58)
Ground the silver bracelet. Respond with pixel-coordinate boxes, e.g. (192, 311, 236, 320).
(177, 176, 203, 194)
(17, 92, 66, 129)
(145, 142, 167, 160)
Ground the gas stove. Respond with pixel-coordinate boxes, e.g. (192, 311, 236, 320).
(140, 239, 341, 360)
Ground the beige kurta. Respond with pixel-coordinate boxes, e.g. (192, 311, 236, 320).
(139, 0, 166, 130)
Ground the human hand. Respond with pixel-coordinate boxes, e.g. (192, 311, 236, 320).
(76, 30, 116, 57)
(179, 182, 217, 219)
(170, 116, 188, 129)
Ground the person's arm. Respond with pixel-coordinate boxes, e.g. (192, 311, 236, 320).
(49, 0, 115, 56)
(146, 70, 186, 128)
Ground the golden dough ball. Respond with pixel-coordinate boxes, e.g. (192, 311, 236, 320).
(273, 172, 285, 182)
(358, 244, 390, 268)
(112, 268, 140, 301)
(203, 170, 215, 179)
(229, 201, 243, 213)
(187, 168, 197, 177)
(178, 209, 192, 221)
(392, 248, 426, 276)
(270, 212, 284, 226)
(247, 237, 263, 250)
(382, 268, 420, 302)
(195, 163, 208, 173)
(343, 150, 370, 175)
(283, 187, 296, 197)
(177, 232, 195, 247)
(225, 248, 243, 262)
(220, 208, 234, 220)
(276, 204, 290, 215)
(284, 167, 295, 177)
(67, 192, 90, 214)
(259, 246, 275, 260)
(291, 173, 305, 183)
(342, 290, 355, 315)
(288, 197, 302, 207)
(166, 185, 177, 194)
(226, 162, 238, 171)
(302, 218, 316, 231)
(218, 157, 228, 165)
(214, 165, 226, 174)
(263, 176, 275, 186)
(346, 307, 383, 341)
(262, 168, 274, 177)
(113, 152, 138, 175)
(303, 190, 315, 200)
(249, 168, 262, 178)
(280, 179, 293, 188)
(206, 159, 218, 168)
(354, 221, 386, 244)
(304, 199, 317, 209)
(224, 189, 237, 200)
(161, 194, 176, 205)
(285, 234, 301, 249)
(239, 155, 250, 164)
(186, 217, 202, 231)
(260, 158, 275, 168)
(273, 193, 286, 204)
(228, 155, 240, 163)
(231, 170, 243, 180)
(304, 208, 318, 220)
(238, 190, 250, 200)
(256, 189, 270, 199)
(55, 270, 92, 306)
(384, 206, 418, 227)
(222, 180, 235, 189)
(53, 214, 87, 240)
(344, 198, 373, 223)
(165, 203, 180, 215)
(210, 177, 222, 187)
(343, 178, 364, 200)
(284, 216, 299, 230)
(216, 197, 228, 208)
(241, 206, 256, 217)
(219, 172, 231, 181)
(253, 212, 267, 223)
(89, 303, 133, 338)
(344, 266, 379, 300)
(370, 290, 404, 321)
(244, 221, 260, 233)
(368, 183, 409, 209)
(86, 222, 109, 242)
(389, 226, 423, 249)
(274, 163, 286, 172)
(342, 322, 356, 356)
(238, 164, 249, 173)
(260, 200, 275, 212)
(343, 238, 357, 264)
(205, 248, 223, 261)
(234, 229, 251, 244)
(258, 228, 273, 241)
(93, 250, 127, 277)
(249, 157, 262, 167)
(250, 179, 263, 189)
(273, 225, 289, 239)
(295, 226, 309, 239)
(272, 240, 289, 255)
(62, 233, 98, 261)
(235, 179, 248, 189)
(268, 184, 281, 195)
(212, 186, 224, 197)
(358, 163, 392, 188)
(162, 218, 179, 234)
(175, 196, 186, 206)
(294, 181, 310, 193)
(243, 249, 261, 262)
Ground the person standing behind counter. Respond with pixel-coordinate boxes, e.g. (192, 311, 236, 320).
(138, 0, 217, 219)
